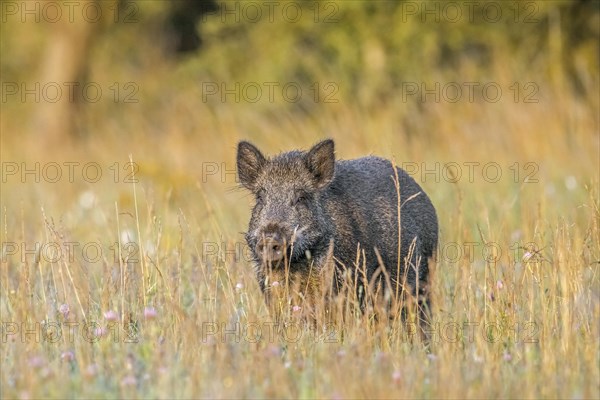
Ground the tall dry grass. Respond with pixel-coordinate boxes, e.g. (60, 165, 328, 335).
(1, 1, 599, 398)
(2, 86, 598, 397)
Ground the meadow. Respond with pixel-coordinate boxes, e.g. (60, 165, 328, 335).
(1, 1, 599, 398)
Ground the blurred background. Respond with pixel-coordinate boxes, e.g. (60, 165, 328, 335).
(1, 2, 599, 397)
(1, 0, 598, 243)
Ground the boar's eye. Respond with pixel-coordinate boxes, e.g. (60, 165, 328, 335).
(293, 191, 309, 206)
(256, 189, 266, 203)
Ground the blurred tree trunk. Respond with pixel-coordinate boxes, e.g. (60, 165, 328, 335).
(33, 0, 217, 147)
(34, 0, 102, 148)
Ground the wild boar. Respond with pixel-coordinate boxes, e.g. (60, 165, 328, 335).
(237, 139, 438, 321)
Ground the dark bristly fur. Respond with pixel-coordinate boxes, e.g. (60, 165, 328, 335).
(237, 139, 438, 321)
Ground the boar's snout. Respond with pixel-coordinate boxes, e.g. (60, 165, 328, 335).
(255, 225, 290, 263)
(256, 236, 284, 262)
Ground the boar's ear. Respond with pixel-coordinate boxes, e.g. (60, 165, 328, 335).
(237, 141, 266, 190)
(305, 139, 335, 189)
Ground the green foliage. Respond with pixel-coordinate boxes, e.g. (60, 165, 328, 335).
(182, 0, 598, 110)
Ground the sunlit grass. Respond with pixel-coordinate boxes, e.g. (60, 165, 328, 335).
(1, 1, 599, 398)
(2, 93, 598, 397)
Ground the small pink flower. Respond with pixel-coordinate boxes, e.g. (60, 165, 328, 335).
(104, 310, 118, 321)
(61, 351, 75, 362)
(271, 281, 280, 287)
(523, 252, 533, 262)
(392, 370, 402, 383)
(59, 303, 70, 316)
(375, 351, 388, 363)
(336, 350, 346, 358)
(292, 305, 302, 313)
(503, 351, 512, 362)
(496, 280, 504, 290)
(235, 283, 243, 291)
(85, 364, 99, 377)
(28, 356, 44, 369)
(265, 344, 281, 357)
(94, 327, 107, 338)
(144, 307, 157, 320)
(121, 375, 137, 387)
